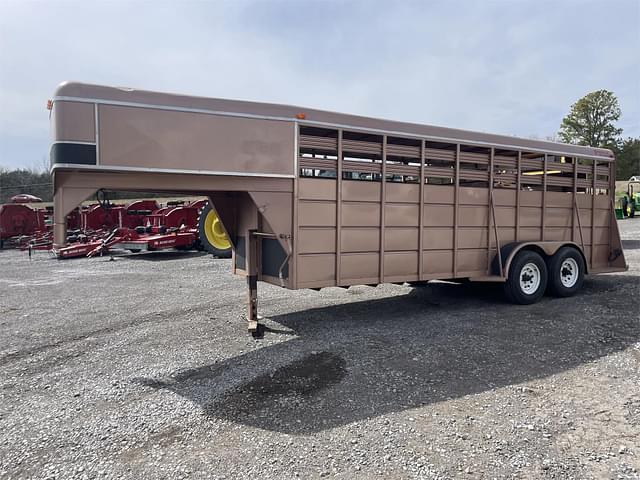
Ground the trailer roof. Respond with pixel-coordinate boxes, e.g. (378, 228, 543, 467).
(54, 82, 614, 161)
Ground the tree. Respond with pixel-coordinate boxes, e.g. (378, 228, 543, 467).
(0, 168, 53, 203)
(558, 90, 622, 148)
(0, 167, 171, 204)
(614, 138, 640, 180)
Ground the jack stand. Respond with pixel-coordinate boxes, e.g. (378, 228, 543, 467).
(247, 273, 259, 334)
(246, 229, 263, 337)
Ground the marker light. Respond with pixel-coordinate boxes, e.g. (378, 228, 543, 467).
(522, 170, 562, 176)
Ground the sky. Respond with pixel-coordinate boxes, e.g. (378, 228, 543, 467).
(0, 0, 639, 170)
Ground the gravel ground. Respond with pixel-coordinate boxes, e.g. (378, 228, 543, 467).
(0, 220, 639, 480)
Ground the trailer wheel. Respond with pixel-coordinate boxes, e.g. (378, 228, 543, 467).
(504, 250, 547, 304)
(198, 203, 232, 258)
(128, 249, 141, 253)
(546, 247, 585, 297)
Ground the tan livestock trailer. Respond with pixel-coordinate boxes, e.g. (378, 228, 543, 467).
(50, 82, 627, 333)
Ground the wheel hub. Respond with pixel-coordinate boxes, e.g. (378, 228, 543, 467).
(559, 258, 579, 288)
(519, 263, 541, 295)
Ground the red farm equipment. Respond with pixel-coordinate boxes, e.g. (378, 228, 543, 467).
(0, 203, 47, 247)
(1, 195, 231, 259)
(52, 198, 229, 259)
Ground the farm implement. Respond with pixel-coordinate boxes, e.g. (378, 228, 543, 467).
(1, 196, 231, 259)
(55, 225, 198, 259)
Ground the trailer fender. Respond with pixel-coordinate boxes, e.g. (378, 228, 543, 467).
(496, 241, 587, 279)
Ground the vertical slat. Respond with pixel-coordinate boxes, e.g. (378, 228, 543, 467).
(453, 144, 460, 277)
(608, 159, 615, 266)
(94, 104, 100, 165)
(487, 147, 495, 273)
(418, 139, 425, 280)
(542, 153, 547, 241)
(335, 129, 343, 285)
(292, 122, 299, 288)
(516, 151, 521, 242)
(379, 136, 387, 283)
(591, 160, 596, 268)
(572, 157, 578, 243)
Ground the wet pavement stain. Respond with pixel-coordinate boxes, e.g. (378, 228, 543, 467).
(206, 351, 347, 430)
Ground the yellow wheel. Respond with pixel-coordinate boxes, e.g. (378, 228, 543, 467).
(198, 204, 232, 257)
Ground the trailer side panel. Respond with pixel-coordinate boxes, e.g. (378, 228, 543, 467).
(295, 126, 625, 288)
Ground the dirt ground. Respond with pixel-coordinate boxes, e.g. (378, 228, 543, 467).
(0, 220, 638, 479)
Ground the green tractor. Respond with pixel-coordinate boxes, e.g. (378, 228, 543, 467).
(620, 179, 640, 218)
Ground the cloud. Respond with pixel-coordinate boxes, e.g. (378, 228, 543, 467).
(0, 0, 638, 169)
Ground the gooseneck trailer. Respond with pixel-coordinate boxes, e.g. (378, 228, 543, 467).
(50, 82, 627, 333)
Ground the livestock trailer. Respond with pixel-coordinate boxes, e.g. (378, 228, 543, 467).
(50, 82, 627, 333)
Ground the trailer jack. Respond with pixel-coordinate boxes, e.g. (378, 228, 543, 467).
(247, 274, 260, 336)
(245, 231, 292, 337)
(246, 230, 261, 337)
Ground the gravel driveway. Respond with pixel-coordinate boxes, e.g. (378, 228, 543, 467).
(1, 220, 638, 479)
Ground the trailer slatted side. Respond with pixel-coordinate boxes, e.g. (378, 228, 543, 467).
(296, 125, 618, 288)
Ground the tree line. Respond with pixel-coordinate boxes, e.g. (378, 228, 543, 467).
(0, 168, 52, 203)
(0, 168, 162, 204)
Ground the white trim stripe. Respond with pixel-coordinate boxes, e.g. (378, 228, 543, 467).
(54, 95, 294, 123)
(50, 140, 96, 146)
(50, 163, 296, 179)
(52, 95, 613, 162)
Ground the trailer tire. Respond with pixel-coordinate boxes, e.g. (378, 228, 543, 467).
(197, 203, 232, 258)
(128, 249, 141, 253)
(546, 247, 585, 297)
(503, 250, 547, 304)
